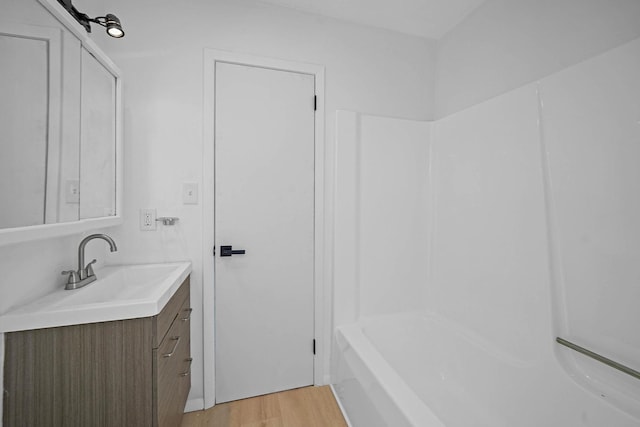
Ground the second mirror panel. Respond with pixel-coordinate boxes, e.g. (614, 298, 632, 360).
(80, 47, 117, 219)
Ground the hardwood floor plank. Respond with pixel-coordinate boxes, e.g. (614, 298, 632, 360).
(180, 411, 203, 427)
(231, 391, 281, 425)
(277, 388, 315, 427)
(203, 404, 231, 427)
(306, 386, 347, 425)
(277, 387, 347, 427)
(240, 418, 284, 427)
(181, 386, 346, 427)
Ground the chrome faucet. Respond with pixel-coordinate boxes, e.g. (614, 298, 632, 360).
(62, 234, 118, 290)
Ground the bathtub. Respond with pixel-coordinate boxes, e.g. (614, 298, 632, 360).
(332, 312, 639, 427)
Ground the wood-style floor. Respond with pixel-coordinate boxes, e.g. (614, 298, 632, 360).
(180, 386, 348, 427)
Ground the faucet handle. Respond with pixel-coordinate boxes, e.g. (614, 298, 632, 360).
(85, 259, 97, 277)
(61, 270, 80, 284)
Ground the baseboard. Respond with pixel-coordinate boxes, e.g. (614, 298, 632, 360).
(184, 397, 205, 413)
(330, 384, 353, 427)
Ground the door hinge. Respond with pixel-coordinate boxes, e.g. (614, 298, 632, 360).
(212, 246, 216, 256)
(313, 339, 316, 355)
(313, 95, 317, 111)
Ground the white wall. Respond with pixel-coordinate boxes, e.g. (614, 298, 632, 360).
(435, 0, 640, 118)
(92, 0, 436, 408)
(334, 112, 431, 326)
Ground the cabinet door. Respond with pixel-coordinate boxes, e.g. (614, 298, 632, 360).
(3, 318, 154, 427)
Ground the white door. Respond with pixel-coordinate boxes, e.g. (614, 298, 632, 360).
(214, 62, 316, 403)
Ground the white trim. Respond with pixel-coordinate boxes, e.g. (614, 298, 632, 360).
(184, 397, 205, 413)
(202, 49, 327, 409)
(44, 28, 63, 226)
(0, 217, 122, 246)
(330, 384, 354, 427)
(37, 0, 92, 42)
(0, 334, 4, 426)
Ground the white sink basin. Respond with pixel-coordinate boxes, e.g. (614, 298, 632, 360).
(0, 262, 192, 333)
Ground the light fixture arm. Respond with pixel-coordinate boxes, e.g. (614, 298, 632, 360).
(88, 16, 109, 27)
(56, 0, 124, 38)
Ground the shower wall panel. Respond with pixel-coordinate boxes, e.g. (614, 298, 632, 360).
(428, 85, 550, 363)
(333, 112, 431, 325)
(358, 115, 430, 317)
(539, 37, 640, 413)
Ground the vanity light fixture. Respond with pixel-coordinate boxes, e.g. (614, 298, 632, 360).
(56, 0, 125, 38)
(90, 14, 125, 38)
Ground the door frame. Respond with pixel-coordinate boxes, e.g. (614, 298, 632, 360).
(202, 49, 326, 409)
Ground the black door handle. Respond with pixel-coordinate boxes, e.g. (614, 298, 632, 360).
(220, 245, 246, 257)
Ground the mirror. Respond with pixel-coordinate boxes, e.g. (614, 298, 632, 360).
(0, 24, 71, 228)
(80, 47, 117, 219)
(0, 0, 122, 244)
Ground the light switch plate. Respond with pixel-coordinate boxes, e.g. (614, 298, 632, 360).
(66, 180, 80, 204)
(183, 182, 198, 204)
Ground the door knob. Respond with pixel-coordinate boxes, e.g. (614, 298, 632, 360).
(220, 245, 246, 257)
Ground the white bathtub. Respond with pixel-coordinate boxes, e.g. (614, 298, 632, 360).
(333, 312, 639, 427)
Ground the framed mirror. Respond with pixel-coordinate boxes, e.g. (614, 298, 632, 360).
(0, 0, 123, 246)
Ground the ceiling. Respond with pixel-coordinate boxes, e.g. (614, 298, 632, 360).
(255, 0, 487, 39)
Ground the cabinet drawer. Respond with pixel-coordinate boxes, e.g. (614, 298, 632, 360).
(155, 276, 190, 348)
(156, 294, 191, 427)
(157, 297, 189, 367)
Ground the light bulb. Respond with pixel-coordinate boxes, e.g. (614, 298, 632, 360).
(104, 14, 124, 38)
(107, 26, 124, 38)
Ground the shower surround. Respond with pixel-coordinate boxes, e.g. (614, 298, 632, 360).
(332, 37, 640, 426)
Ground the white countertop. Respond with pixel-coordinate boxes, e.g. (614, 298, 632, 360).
(0, 262, 192, 333)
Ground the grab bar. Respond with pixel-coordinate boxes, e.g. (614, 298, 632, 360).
(556, 337, 640, 381)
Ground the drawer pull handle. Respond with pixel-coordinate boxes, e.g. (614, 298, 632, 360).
(180, 308, 193, 322)
(180, 358, 193, 377)
(163, 336, 181, 358)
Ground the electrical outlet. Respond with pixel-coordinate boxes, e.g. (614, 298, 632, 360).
(140, 209, 156, 231)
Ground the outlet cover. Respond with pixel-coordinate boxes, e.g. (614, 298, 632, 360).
(140, 208, 156, 231)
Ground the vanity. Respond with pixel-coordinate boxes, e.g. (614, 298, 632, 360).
(2, 1, 192, 425)
(1, 262, 192, 427)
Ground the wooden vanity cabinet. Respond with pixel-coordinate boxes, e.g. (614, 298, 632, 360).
(3, 276, 192, 427)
